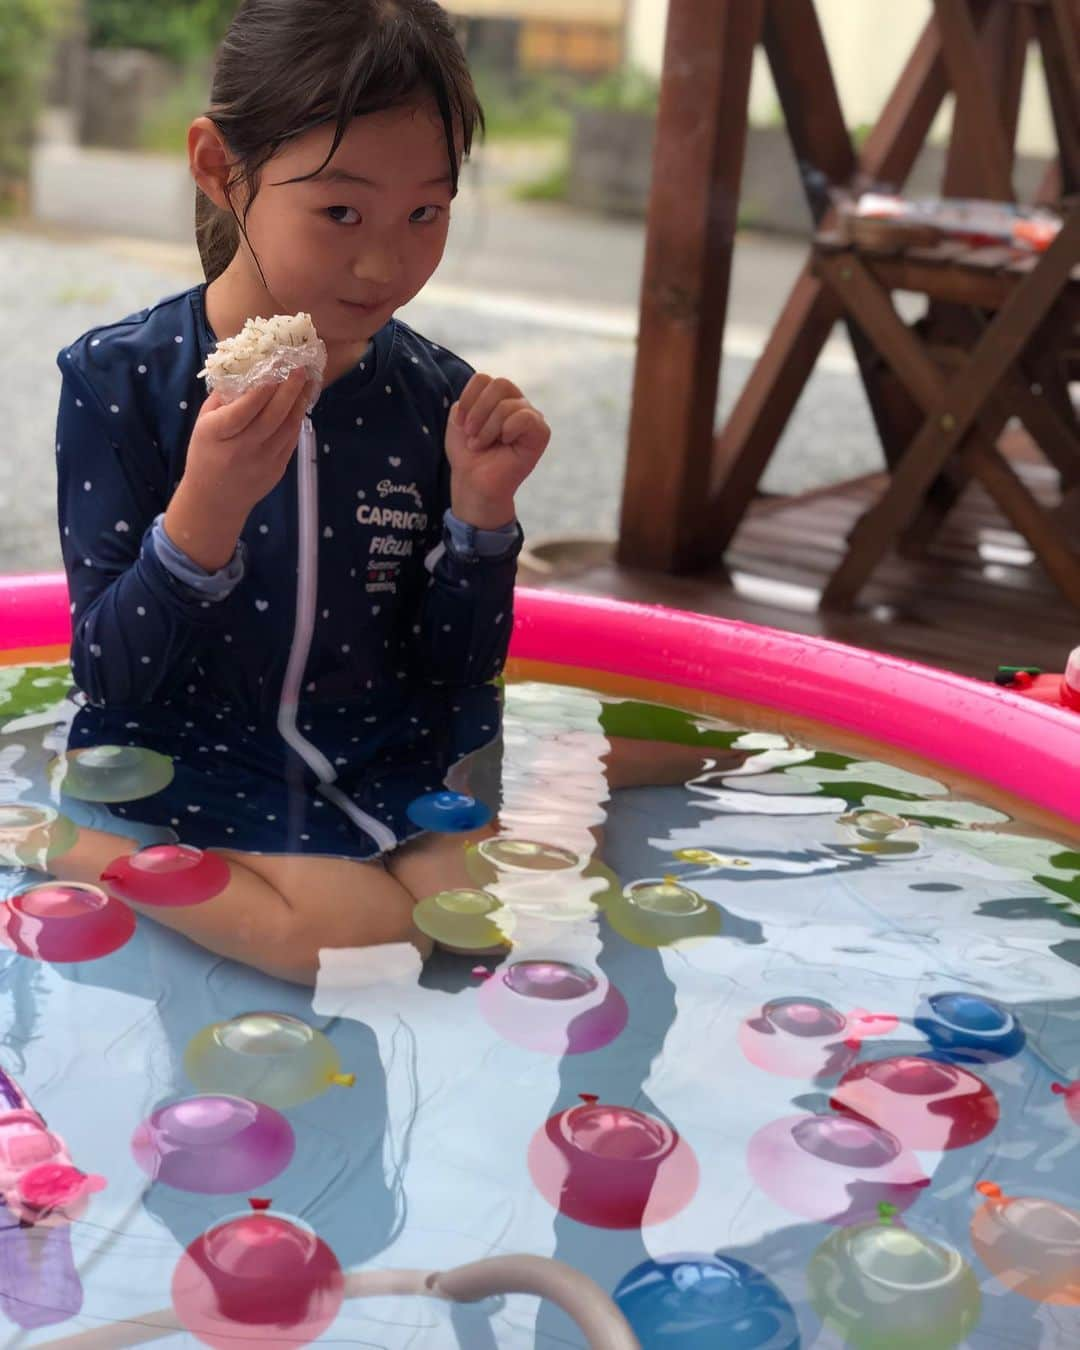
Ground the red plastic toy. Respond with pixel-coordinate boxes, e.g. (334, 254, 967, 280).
(995, 648, 1080, 711)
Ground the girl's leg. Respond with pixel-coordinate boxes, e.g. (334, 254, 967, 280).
(37, 826, 428, 986)
(383, 821, 497, 902)
(384, 822, 505, 954)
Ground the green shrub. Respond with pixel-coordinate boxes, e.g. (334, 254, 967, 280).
(471, 65, 573, 142)
(573, 67, 659, 115)
(513, 159, 569, 203)
(138, 64, 213, 154)
(0, 0, 75, 205)
(86, 0, 234, 66)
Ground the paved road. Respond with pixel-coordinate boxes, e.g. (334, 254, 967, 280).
(0, 191, 879, 576)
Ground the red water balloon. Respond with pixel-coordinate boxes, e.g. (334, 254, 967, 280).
(0, 883, 135, 963)
(831, 1056, 999, 1151)
(100, 844, 230, 908)
(528, 1096, 699, 1228)
(172, 1202, 344, 1348)
(1052, 1081, 1080, 1127)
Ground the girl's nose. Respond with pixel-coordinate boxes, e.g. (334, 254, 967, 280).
(352, 249, 398, 287)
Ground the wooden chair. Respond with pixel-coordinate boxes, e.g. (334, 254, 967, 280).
(620, 0, 1080, 611)
(811, 206, 1080, 608)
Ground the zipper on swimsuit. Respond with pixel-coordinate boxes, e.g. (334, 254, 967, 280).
(276, 414, 398, 852)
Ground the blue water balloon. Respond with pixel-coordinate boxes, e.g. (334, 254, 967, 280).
(405, 791, 492, 833)
(614, 1252, 800, 1348)
(914, 992, 1025, 1065)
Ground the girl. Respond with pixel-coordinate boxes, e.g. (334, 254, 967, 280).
(50, 0, 551, 984)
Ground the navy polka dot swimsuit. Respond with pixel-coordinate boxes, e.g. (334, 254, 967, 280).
(55, 286, 518, 859)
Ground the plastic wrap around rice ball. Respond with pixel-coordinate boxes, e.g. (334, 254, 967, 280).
(198, 313, 327, 412)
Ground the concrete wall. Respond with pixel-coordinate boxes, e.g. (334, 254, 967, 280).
(626, 0, 1058, 157)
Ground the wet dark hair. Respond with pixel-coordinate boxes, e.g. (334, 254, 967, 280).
(195, 0, 483, 284)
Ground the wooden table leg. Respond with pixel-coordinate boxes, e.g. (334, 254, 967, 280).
(616, 0, 764, 572)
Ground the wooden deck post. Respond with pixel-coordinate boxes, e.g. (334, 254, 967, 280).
(615, 0, 763, 572)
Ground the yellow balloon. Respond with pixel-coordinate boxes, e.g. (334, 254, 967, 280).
(605, 878, 722, 948)
(413, 888, 515, 949)
(185, 1012, 351, 1109)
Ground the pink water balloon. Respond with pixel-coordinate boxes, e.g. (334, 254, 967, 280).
(476, 960, 628, 1054)
(739, 997, 897, 1080)
(747, 1113, 930, 1225)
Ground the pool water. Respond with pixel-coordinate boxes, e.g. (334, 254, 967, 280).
(0, 664, 1079, 1347)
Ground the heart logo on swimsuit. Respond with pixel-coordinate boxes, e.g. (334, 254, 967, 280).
(255, 600, 269, 612)
(389, 456, 402, 467)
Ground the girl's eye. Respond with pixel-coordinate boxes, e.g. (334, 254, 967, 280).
(327, 206, 361, 225)
(410, 205, 442, 224)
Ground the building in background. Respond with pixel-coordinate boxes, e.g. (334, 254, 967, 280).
(445, 0, 627, 77)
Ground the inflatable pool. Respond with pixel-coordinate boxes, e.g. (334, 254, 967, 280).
(1, 572, 1079, 1349)
(5, 573, 1079, 835)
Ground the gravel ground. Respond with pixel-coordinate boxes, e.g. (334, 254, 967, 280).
(0, 224, 880, 576)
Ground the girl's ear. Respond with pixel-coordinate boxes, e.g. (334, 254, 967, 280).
(189, 117, 236, 211)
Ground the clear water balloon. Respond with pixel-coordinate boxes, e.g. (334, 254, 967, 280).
(0, 803, 78, 868)
(56, 744, 174, 803)
(463, 837, 622, 916)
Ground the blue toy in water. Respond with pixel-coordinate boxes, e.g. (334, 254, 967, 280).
(613, 1252, 800, 1349)
(405, 790, 492, 833)
(914, 992, 1025, 1065)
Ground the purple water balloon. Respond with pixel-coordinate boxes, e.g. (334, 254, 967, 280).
(131, 1095, 294, 1195)
(477, 959, 628, 1054)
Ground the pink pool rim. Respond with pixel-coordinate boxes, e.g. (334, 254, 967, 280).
(3, 572, 1078, 834)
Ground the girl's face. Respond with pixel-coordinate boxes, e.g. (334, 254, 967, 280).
(236, 99, 457, 342)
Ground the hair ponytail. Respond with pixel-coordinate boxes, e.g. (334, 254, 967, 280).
(194, 185, 239, 284)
